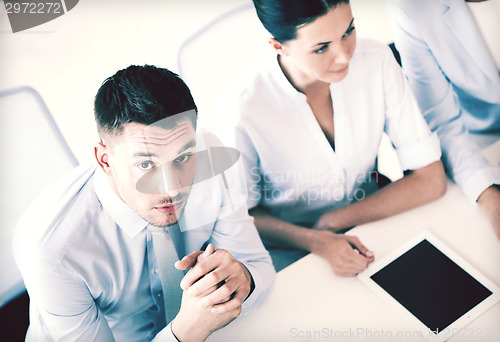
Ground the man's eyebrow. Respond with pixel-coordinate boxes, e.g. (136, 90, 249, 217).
(311, 17, 355, 48)
(178, 139, 196, 154)
(132, 139, 196, 158)
(134, 152, 157, 158)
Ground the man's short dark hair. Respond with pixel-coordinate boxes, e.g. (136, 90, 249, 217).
(94, 65, 198, 139)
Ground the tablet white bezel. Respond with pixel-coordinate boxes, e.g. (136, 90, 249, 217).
(358, 230, 500, 342)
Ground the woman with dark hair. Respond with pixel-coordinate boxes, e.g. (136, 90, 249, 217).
(218, 0, 447, 274)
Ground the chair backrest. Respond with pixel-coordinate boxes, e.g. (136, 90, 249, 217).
(0, 86, 79, 308)
(175, 2, 275, 140)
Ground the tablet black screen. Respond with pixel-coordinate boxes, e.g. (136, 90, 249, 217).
(370, 239, 492, 333)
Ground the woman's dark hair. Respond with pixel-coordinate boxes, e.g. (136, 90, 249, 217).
(253, 0, 350, 43)
(94, 65, 197, 138)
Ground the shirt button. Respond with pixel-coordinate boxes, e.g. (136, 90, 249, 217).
(157, 292, 162, 298)
(154, 268, 158, 274)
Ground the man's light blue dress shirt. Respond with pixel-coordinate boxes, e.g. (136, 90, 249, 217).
(387, 0, 500, 202)
(13, 132, 275, 341)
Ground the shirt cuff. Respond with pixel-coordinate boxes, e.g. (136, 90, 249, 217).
(460, 166, 500, 204)
(240, 261, 274, 315)
(396, 132, 442, 171)
(152, 323, 179, 342)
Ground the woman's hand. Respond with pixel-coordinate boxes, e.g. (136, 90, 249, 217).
(309, 230, 374, 276)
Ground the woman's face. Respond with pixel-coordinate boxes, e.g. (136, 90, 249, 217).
(279, 3, 356, 84)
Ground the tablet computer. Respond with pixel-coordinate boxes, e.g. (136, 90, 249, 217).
(358, 231, 499, 341)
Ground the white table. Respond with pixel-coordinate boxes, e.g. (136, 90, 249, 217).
(210, 139, 500, 342)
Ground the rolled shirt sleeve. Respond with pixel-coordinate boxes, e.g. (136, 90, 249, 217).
(382, 39, 442, 171)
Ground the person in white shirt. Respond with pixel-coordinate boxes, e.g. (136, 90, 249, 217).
(13, 65, 275, 341)
(387, 0, 500, 240)
(217, 0, 447, 275)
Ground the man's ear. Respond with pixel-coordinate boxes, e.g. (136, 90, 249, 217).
(268, 37, 289, 56)
(94, 142, 111, 173)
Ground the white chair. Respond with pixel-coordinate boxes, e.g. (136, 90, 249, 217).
(0, 86, 79, 309)
(175, 2, 275, 141)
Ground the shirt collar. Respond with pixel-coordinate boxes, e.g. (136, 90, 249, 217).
(93, 167, 149, 238)
(269, 52, 355, 97)
(269, 55, 308, 100)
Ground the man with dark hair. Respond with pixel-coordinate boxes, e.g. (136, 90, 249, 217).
(13, 65, 275, 341)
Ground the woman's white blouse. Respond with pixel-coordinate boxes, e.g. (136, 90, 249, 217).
(216, 39, 442, 225)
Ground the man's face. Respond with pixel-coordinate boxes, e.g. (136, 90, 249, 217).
(102, 117, 197, 227)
